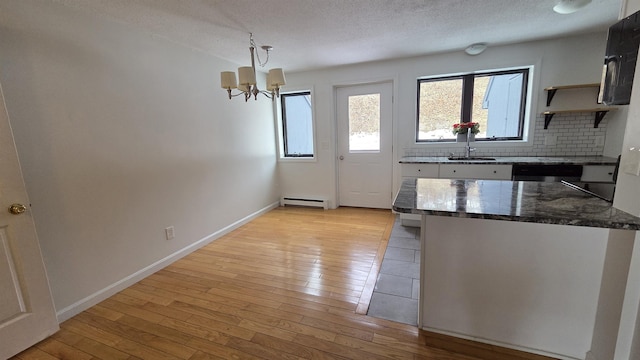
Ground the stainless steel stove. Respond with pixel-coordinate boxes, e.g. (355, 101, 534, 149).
(562, 155, 620, 203)
(561, 180, 616, 202)
(512, 156, 620, 203)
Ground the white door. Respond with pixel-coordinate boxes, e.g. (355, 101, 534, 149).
(0, 82, 58, 358)
(337, 82, 393, 209)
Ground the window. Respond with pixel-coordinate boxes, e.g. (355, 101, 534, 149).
(416, 68, 529, 142)
(281, 91, 314, 157)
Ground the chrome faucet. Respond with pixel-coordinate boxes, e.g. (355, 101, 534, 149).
(465, 132, 475, 158)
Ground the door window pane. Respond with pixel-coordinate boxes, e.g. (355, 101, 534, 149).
(349, 94, 380, 151)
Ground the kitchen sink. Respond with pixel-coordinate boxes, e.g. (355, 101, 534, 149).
(447, 156, 496, 161)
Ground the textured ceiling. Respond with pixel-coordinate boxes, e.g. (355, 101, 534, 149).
(55, 0, 622, 72)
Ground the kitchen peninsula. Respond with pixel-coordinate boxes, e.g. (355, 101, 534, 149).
(393, 178, 640, 360)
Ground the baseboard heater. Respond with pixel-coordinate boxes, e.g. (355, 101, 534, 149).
(280, 197, 328, 210)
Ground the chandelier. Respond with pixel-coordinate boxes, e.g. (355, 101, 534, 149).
(220, 33, 286, 102)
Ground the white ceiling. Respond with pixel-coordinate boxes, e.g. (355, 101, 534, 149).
(56, 0, 622, 72)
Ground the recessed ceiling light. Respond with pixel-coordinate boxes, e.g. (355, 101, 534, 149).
(465, 43, 487, 56)
(553, 0, 592, 14)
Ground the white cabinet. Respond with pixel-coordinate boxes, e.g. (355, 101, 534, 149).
(399, 163, 512, 226)
(400, 164, 440, 226)
(581, 165, 616, 183)
(401, 164, 439, 178)
(439, 164, 513, 180)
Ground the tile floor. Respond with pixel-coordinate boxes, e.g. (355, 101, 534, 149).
(367, 216, 421, 325)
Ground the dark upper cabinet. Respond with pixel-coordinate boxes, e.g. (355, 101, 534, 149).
(600, 10, 640, 105)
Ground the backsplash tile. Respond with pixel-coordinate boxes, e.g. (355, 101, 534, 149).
(404, 113, 607, 157)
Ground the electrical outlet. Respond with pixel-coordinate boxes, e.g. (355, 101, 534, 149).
(165, 226, 175, 240)
(595, 136, 605, 147)
(622, 147, 640, 176)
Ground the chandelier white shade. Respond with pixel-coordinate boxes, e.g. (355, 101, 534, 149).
(238, 67, 255, 86)
(220, 71, 237, 89)
(220, 33, 285, 101)
(268, 68, 286, 89)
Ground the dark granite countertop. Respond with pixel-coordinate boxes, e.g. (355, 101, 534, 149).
(393, 178, 640, 230)
(400, 156, 618, 165)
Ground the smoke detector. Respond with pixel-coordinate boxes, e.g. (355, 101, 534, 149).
(465, 43, 487, 56)
(553, 0, 592, 14)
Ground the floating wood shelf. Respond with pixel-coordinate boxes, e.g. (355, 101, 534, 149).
(541, 108, 617, 129)
(544, 83, 601, 106)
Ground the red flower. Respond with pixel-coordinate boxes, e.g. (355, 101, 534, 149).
(452, 122, 480, 135)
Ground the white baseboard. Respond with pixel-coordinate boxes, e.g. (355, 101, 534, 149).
(55, 201, 280, 322)
(400, 213, 421, 227)
(423, 327, 583, 360)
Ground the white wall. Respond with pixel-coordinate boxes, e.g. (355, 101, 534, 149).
(0, 1, 279, 318)
(591, 1, 640, 359)
(282, 33, 623, 208)
(616, 0, 640, 217)
(589, 230, 636, 360)
(422, 216, 609, 359)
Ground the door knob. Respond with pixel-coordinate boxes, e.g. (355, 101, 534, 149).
(339, 155, 344, 160)
(8, 203, 27, 215)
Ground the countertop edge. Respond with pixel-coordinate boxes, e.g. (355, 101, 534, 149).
(393, 206, 640, 230)
(399, 156, 618, 165)
(392, 178, 640, 231)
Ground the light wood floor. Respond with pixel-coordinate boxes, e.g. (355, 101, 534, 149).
(12, 207, 552, 360)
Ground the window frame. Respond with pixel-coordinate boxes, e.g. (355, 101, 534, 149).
(278, 90, 316, 160)
(415, 68, 530, 143)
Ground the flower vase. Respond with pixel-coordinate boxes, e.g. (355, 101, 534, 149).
(456, 133, 475, 143)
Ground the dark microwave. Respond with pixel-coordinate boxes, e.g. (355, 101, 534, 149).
(599, 10, 640, 105)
